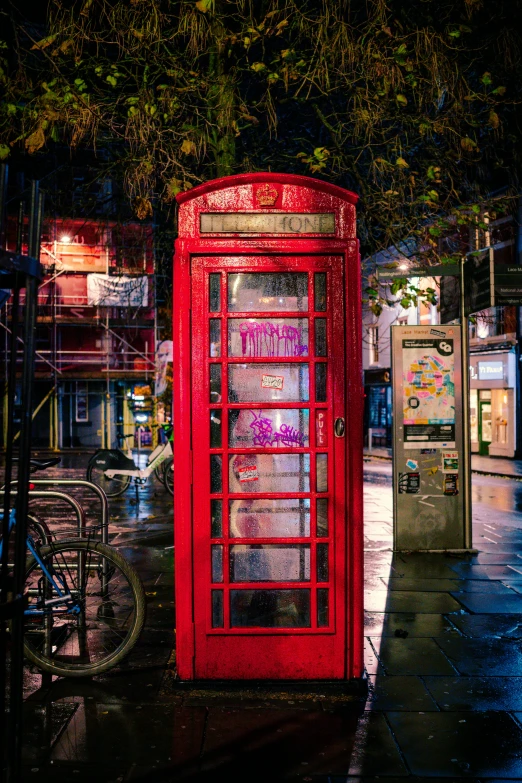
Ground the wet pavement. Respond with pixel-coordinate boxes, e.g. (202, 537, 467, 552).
(5, 452, 522, 780)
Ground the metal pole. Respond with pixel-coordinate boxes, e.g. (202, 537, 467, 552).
(9, 181, 43, 782)
(460, 257, 473, 549)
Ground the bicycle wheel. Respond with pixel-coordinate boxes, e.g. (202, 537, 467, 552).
(87, 463, 131, 498)
(24, 540, 146, 678)
(164, 458, 173, 496)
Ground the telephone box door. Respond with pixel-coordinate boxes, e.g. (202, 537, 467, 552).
(191, 255, 347, 679)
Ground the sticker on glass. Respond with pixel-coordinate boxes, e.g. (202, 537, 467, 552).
(261, 374, 284, 390)
(442, 451, 459, 473)
(238, 465, 259, 482)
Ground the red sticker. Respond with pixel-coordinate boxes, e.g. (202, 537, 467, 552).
(238, 465, 259, 482)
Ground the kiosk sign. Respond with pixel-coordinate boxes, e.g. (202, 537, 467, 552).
(401, 334, 456, 449)
(392, 325, 465, 551)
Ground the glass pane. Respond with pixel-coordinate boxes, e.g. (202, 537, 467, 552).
(230, 589, 311, 627)
(209, 274, 221, 312)
(229, 453, 310, 493)
(210, 455, 222, 493)
(230, 545, 310, 582)
(314, 273, 326, 312)
(228, 363, 309, 403)
(229, 499, 310, 538)
(210, 410, 222, 448)
(211, 499, 222, 538)
(317, 588, 328, 627)
(316, 454, 328, 493)
(211, 545, 223, 583)
(229, 409, 309, 448)
(317, 544, 328, 582)
(212, 590, 224, 628)
(210, 364, 222, 403)
(209, 319, 221, 357)
(228, 273, 308, 312)
(228, 318, 309, 358)
(315, 363, 327, 402)
(316, 498, 328, 537)
(315, 319, 327, 357)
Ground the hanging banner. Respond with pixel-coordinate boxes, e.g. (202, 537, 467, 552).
(87, 274, 148, 307)
(155, 339, 173, 396)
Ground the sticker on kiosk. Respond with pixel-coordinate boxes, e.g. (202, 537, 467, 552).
(238, 464, 259, 482)
(261, 374, 284, 391)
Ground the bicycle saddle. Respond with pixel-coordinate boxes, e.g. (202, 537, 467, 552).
(29, 458, 61, 471)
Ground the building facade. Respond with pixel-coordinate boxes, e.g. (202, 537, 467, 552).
(1, 217, 158, 450)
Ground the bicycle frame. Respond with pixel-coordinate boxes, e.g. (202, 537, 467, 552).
(104, 439, 172, 480)
(0, 510, 80, 618)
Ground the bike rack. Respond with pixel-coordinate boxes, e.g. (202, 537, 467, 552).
(0, 490, 86, 539)
(22, 480, 109, 546)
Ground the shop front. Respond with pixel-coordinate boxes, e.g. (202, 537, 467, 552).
(469, 350, 516, 458)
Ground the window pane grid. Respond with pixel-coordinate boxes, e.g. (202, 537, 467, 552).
(207, 269, 334, 632)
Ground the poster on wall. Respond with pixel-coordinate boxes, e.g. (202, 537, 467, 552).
(401, 334, 456, 449)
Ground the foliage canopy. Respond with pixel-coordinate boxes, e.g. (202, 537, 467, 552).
(1, 0, 521, 276)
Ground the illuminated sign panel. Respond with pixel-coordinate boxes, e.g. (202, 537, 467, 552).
(478, 361, 504, 380)
(200, 213, 335, 234)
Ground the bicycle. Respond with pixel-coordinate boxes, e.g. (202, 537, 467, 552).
(87, 423, 173, 498)
(0, 506, 146, 678)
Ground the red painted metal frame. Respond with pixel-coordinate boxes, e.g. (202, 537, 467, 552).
(173, 173, 362, 681)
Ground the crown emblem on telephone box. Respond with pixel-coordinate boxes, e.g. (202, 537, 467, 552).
(256, 183, 279, 207)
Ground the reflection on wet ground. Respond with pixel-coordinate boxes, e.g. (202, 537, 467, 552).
(3, 453, 522, 780)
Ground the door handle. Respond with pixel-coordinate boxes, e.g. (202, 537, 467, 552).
(334, 417, 345, 438)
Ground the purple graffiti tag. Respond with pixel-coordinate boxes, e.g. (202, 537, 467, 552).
(248, 411, 306, 448)
(239, 321, 308, 358)
(273, 424, 306, 448)
(249, 410, 274, 447)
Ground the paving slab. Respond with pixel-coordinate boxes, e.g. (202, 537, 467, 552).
(201, 708, 407, 777)
(384, 577, 513, 593)
(448, 564, 522, 580)
(363, 638, 384, 675)
(366, 675, 438, 711)
(451, 591, 522, 614)
(22, 763, 128, 783)
(392, 554, 461, 579)
(436, 637, 522, 676)
(370, 638, 457, 675)
(468, 552, 522, 564)
(22, 702, 77, 764)
(424, 676, 522, 711)
(448, 613, 522, 638)
(364, 611, 459, 638)
(387, 711, 522, 778)
(364, 590, 462, 613)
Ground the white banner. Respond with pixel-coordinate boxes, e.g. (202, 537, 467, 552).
(87, 274, 148, 307)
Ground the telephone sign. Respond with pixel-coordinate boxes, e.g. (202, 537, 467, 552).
(173, 173, 363, 681)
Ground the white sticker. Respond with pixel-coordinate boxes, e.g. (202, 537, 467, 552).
(442, 451, 459, 473)
(261, 374, 284, 390)
(406, 459, 418, 471)
(238, 465, 259, 482)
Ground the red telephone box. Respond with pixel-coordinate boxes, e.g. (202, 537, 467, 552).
(173, 173, 363, 680)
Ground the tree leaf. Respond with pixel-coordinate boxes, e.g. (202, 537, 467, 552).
(395, 156, 409, 168)
(488, 110, 500, 129)
(25, 126, 45, 154)
(195, 0, 213, 12)
(461, 136, 477, 151)
(396, 94, 408, 106)
(31, 34, 58, 51)
(0, 144, 10, 160)
(181, 139, 196, 155)
(250, 62, 266, 72)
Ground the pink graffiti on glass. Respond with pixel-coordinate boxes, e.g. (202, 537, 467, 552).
(249, 410, 306, 448)
(239, 321, 308, 357)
